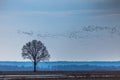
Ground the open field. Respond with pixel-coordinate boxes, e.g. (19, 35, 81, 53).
(0, 71, 120, 80)
(1, 77, 120, 80)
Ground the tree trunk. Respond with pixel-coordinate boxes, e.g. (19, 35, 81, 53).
(34, 62, 37, 72)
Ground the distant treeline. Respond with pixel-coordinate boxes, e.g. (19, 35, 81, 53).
(0, 64, 120, 71)
(51, 65, 120, 71)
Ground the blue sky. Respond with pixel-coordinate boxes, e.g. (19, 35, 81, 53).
(0, 0, 120, 61)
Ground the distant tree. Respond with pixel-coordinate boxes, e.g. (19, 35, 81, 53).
(21, 40, 50, 72)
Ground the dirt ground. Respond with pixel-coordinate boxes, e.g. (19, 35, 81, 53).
(1, 71, 120, 80)
(8, 77, 120, 80)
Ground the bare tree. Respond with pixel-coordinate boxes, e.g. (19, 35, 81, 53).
(21, 40, 50, 72)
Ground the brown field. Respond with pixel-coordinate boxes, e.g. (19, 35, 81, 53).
(5, 77, 120, 80)
(0, 71, 120, 80)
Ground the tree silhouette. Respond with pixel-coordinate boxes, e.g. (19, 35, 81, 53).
(21, 40, 50, 72)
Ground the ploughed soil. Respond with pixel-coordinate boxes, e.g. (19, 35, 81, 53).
(0, 71, 120, 80)
(8, 77, 120, 80)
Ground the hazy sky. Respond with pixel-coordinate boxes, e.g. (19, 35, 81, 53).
(0, 0, 120, 61)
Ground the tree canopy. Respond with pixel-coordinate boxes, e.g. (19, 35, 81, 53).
(21, 40, 50, 72)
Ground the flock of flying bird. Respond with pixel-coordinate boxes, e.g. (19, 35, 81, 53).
(17, 25, 120, 39)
